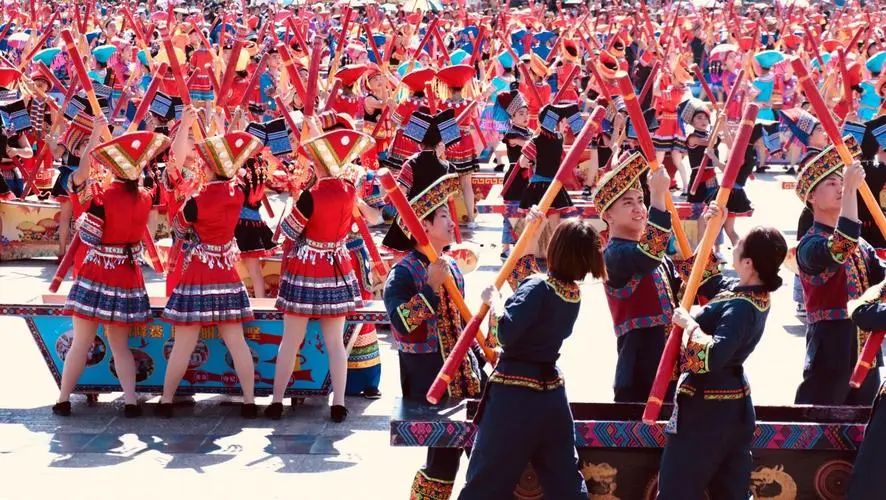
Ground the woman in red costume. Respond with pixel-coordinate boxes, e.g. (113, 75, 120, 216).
(55, 122, 171, 418)
(267, 127, 376, 423)
(519, 53, 552, 130)
(437, 64, 482, 228)
(381, 67, 435, 172)
(329, 64, 368, 119)
(361, 65, 390, 172)
(651, 57, 691, 194)
(159, 107, 263, 419)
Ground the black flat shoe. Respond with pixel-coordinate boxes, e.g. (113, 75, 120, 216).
(124, 404, 142, 418)
(362, 388, 382, 400)
(155, 402, 174, 419)
(330, 405, 349, 423)
(241, 403, 258, 419)
(264, 402, 284, 420)
(52, 401, 71, 416)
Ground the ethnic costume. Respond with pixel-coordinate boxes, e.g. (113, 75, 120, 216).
(793, 142, 886, 405)
(459, 266, 587, 499)
(494, 90, 530, 247)
(234, 158, 277, 259)
(517, 54, 552, 130)
(382, 109, 461, 252)
(64, 132, 171, 325)
(329, 65, 368, 118)
(382, 68, 435, 172)
(858, 116, 886, 249)
(344, 230, 382, 396)
(276, 129, 374, 318)
(0, 69, 32, 199)
(518, 104, 582, 211)
(846, 279, 886, 500)
(659, 274, 771, 500)
(858, 51, 884, 121)
(382, 175, 483, 500)
(683, 100, 718, 203)
(437, 65, 479, 175)
(163, 132, 263, 326)
(594, 154, 682, 402)
(750, 51, 785, 122)
(724, 133, 757, 217)
(652, 78, 688, 154)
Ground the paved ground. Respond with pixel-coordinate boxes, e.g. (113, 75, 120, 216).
(0, 168, 878, 499)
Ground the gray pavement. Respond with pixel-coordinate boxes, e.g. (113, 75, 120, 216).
(0, 169, 876, 499)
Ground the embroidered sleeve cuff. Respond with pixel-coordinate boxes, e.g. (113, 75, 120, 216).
(828, 217, 860, 264)
(680, 328, 713, 374)
(396, 293, 436, 333)
(639, 208, 673, 260)
(280, 209, 308, 241)
(77, 212, 104, 247)
(486, 313, 500, 350)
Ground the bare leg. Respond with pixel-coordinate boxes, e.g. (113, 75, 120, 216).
(460, 174, 475, 224)
(105, 324, 138, 405)
(160, 326, 200, 403)
(218, 323, 255, 404)
(754, 140, 768, 170)
(320, 316, 348, 407)
(58, 200, 72, 256)
(723, 217, 739, 247)
(272, 315, 310, 403)
(672, 151, 689, 193)
(243, 257, 266, 299)
(57, 316, 99, 403)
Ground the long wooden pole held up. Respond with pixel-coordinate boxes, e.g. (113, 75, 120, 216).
(377, 169, 496, 364)
(425, 107, 607, 405)
(642, 103, 760, 424)
(791, 57, 886, 238)
(615, 71, 692, 258)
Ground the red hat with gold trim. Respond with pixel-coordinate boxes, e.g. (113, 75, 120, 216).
(609, 33, 628, 59)
(782, 34, 802, 50)
(317, 111, 356, 131)
(299, 129, 375, 177)
(196, 131, 264, 179)
(90, 131, 171, 181)
(528, 53, 549, 78)
(592, 152, 649, 213)
(561, 38, 579, 63)
(401, 67, 436, 93)
(335, 64, 369, 87)
(597, 50, 620, 80)
(0, 67, 21, 89)
(795, 136, 862, 203)
(435, 64, 474, 89)
(821, 39, 842, 53)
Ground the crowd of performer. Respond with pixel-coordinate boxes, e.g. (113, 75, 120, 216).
(0, 0, 884, 497)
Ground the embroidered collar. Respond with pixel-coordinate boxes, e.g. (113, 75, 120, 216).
(710, 285, 770, 312)
(545, 275, 581, 303)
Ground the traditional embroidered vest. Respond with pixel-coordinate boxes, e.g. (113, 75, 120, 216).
(605, 266, 675, 336)
(392, 252, 463, 353)
(800, 226, 872, 324)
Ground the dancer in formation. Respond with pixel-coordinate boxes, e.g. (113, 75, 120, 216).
(383, 175, 484, 499)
